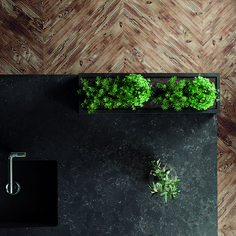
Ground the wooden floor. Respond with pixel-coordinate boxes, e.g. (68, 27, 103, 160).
(0, 0, 235, 234)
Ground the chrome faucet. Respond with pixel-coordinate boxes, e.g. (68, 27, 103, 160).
(6, 152, 26, 195)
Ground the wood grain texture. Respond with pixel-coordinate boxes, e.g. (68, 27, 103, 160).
(0, 0, 43, 73)
(0, 0, 236, 234)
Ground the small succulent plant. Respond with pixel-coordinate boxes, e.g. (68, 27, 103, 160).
(148, 159, 181, 203)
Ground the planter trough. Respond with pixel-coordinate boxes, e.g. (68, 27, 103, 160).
(78, 73, 220, 114)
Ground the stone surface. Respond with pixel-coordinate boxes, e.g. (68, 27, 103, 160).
(0, 75, 218, 236)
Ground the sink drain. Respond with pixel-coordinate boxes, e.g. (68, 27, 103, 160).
(6, 181, 21, 195)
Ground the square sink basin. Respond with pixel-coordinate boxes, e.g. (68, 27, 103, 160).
(0, 160, 58, 227)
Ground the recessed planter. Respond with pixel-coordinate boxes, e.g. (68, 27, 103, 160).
(78, 73, 220, 113)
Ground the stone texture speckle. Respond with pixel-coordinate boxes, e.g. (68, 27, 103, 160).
(0, 75, 218, 236)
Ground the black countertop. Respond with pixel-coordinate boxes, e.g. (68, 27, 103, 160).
(0, 75, 218, 236)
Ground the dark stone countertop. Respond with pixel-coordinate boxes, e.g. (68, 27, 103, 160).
(0, 75, 218, 236)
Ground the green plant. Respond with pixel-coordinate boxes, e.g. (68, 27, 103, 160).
(148, 159, 181, 203)
(77, 74, 153, 113)
(184, 74, 220, 110)
(77, 76, 117, 113)
(153, 74, 220, 111)
(153, 76, 189, 111)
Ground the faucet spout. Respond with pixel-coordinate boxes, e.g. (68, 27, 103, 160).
(6, 152, 26, 195)
(9, 152, 26, 158)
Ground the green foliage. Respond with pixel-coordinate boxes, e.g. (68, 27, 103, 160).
(148, 159, 181, 203)
(184, 74, 220, 110)
(78, 73, 220, 112)
(153, 74, 220, 111)
(153, 76, 189, 111)
(77, 74, 153, 113)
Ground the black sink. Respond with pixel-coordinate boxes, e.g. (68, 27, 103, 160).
(0, 160, 58, 227)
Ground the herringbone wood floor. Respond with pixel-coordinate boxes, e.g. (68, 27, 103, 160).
(0, 0, 235, 234)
